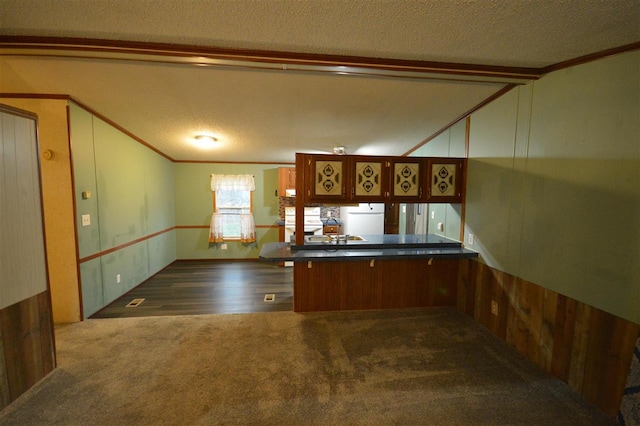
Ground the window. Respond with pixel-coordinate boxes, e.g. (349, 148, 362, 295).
(209, 174, 256, 243)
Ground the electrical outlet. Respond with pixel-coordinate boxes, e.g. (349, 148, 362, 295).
(491, 300, 498, 316)
(431, 211, 435, 219)
(221, 244, 228, 250)
(116, 274, 121, 284)
(81, 214, 91, 226)
(468, 233, 475, 245)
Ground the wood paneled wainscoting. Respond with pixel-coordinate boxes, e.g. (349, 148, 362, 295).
(0, 292, 56, 409)
(457, 258, 640, 418)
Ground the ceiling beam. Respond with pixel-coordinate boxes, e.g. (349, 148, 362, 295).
(0, 36, 540, 85)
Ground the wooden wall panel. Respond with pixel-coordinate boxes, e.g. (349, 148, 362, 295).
(567, 302, 591, 392)
(540, 289, 558, 371)
(0, 324, 8, 408)
(459, 259, 640, 418)
(550, 295, 576, 382)
(0, 292, 55, 409)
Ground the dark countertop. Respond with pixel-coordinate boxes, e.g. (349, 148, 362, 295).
(259, 234, 478, 263)
(292, 233, 462, 251)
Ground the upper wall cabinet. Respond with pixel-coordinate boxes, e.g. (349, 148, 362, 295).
(306, 155, 349, 202)
(297, 153, 465, 204)
(350, 156, 389, 202)
(389, 159, 423, 201)
(425, 158, 464, 203)
(278, 167, 296, 196)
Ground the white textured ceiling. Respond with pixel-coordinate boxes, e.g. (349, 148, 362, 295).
(1, 0, 639, 162)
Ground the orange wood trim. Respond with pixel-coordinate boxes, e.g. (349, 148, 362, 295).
(539, 41, 640, 74)
(0, 36, 541, 81)
(403, 84, 518, 156)
(0, 92, 71, 101)
(78, 227, 175, 263)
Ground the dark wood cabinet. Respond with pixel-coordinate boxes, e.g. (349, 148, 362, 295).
(389, 159, 424, 201)
(278, 167, 296, 196)
(297, 153, 465, 204)
(305, 155, 349, 202)
(425, 158, 464, 203)
(293, 258, 460, 312)
(349, 156, 389, 201)
(323, 224, 342, 235)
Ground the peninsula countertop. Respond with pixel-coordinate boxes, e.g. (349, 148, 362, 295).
(259, 234, 478, 263)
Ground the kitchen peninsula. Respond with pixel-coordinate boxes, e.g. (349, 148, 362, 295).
(260, 152, 477, 312)
(259, 234, 477, 312)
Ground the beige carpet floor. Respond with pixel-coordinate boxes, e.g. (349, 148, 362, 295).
(0, 307, 616, 425)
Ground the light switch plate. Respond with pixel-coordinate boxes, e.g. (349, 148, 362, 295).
(81, 214, 90, 226)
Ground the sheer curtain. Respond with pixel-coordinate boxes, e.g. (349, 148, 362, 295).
(209, 174, 256, 243)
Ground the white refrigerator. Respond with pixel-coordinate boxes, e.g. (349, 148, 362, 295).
(340, 203, 385, 235)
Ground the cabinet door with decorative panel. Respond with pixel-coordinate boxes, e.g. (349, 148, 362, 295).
(306, 155, 349, 202)
(389, 159, 424, 201)
(350, 156, 389, 201)
(426, 158, 464, 203)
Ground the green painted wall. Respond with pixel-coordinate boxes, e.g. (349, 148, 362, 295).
(466, 51, 639, 323)
(70, 104, 101, 258)
(405, 119, 466, 241)
(174, 162, 287, 259)
(70, 103, 176, 318)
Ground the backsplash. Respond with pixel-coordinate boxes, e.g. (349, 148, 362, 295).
(278, 197, 341, 220)
(278, 197, 295, 219)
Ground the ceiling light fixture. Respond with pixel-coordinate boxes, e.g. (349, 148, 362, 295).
(333, 146, 346, 155)
(194, 134, 218, 148)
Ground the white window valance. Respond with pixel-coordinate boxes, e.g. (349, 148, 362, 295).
(210, 174, 255, 192)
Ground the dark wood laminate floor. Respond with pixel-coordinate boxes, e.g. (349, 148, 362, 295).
(91, 260, 293, 318)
